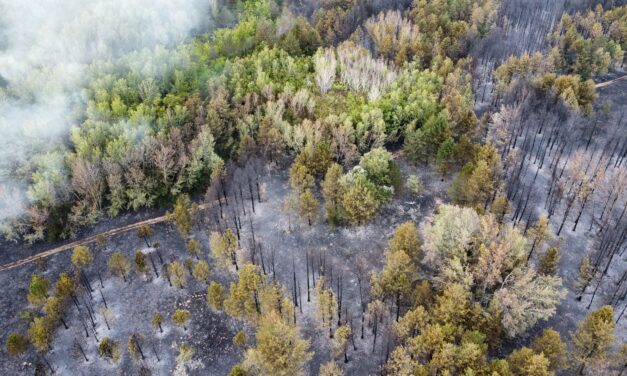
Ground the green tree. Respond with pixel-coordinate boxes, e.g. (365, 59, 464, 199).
(228, 365, 248, 376)
(576, 255, 593, 300)
(127, 333, 145, 362)
(152, 312, 163, 333)
(54, 272, 76, 299)
(71, 245, 92, 270)
(136, 225, 154, 247)
(320, 361, 344, 376)
(27, 274, 50, 307)
(98, 337, 121, 363)
(531, 329, 566, 371)
(173, 194, 192, 237)
(507, 347, 552, 376)
(571, 305, 615, 374)
(28, 316, 52, 352)
(298, 189, 320, 226)
(321, 163, 346, 225)
(537, 248, 560, 276)
(225, 264, 263, 321)
(388, 221, 421, 265)
(233, 331, 247, 348)
(333, 325, 351, 363)
(187, 239, 201, 260)
(193, 260, 211, 284)
(289, 162, 315, 193)
(6, 333, 28, 356)
(207, 281, 226, 311)
(243, 311, 313, 376)
(210, 229, 239, 269)
(135, 251, 148, 275)
(108, 251, 131, 282)
(177, 343, 194, 365)
(172, 309, 191, 331)
(375, 249, 415, 321)
(342, 178, 379, 225)
(491, 194, 511, 224)
(168, 261, 188, 289)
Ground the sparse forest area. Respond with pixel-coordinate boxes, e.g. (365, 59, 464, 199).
(0, 0, 625, 375)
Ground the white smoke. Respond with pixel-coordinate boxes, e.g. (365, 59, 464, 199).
(0, 0, 214, 225)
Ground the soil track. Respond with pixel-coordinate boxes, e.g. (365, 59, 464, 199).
(0, 202, 214, 272)
(595, 73, 627, 89)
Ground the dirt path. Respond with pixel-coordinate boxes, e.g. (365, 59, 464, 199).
(0, 202, 214, 273)
(596, 74, 627, 89)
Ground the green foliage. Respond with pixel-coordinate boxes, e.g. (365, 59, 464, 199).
(243, 310, 313, 376)
(108, 251, 131, 281)
(135, 251, 147, 274)
(537, 248, 560, 276)
(28, 274, 50, 307)
(207, 281, 226, 311)
(571, 305, 616, 371)
(6, 333, 28, 356)
(98, 337, 121, 363)
(173, 194, 192, 237)
(71, 245, 92, 269)
(193, 260, 211, 283)
(168, 261, 189, 289)
(172, 309, 191, 330)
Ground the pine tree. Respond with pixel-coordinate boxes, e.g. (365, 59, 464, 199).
(187, 239, 201, 260)
(27, 274, 50, 307)
(210, 229, 239, 269)
(531, 329, 567, 371)
(233, 331, 247, 348)
(173, 194, 192, 237)
(319, 361, 344, 376)
(152, 312, 163, 333)
(98, 337, 121, 363)
(168, 261, 188, 289)
(527, 215, 553, 261)
(576, 255, 594, 300)
(28, 316, 52, 352)
(537, 248, 560, 276)
(298, 189, 320, 226)
(243, 311, 313, 376)
(136, 225, 154, 247)
(571, 305, 615, 374)
(135, 251, 148, 275)
(388, 221, 421, 264)
(172, 309, 191, 331)
(342, 179, 379, 225)
(333, 325, 352, 363)
(193, 260, 211, 284)
(375, 249, 415, 321)
(225, 264, 263, 322)
(108, 251, 131, 282)
(207, 281, 226, 311)
(6, 333, 28, 356)
(322, 163, 346, 225)
(71, 245, 93, 270)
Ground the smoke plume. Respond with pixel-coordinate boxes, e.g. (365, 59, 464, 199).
(0, 0, 213, 225)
